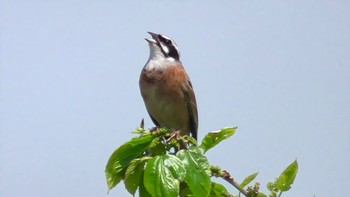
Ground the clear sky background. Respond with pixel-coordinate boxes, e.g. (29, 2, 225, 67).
(1, 1, 349, 197)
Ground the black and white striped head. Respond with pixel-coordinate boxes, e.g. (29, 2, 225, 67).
(145, 32, 180, 61)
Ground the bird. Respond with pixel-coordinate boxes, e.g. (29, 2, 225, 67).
(139, 32, 198, 141)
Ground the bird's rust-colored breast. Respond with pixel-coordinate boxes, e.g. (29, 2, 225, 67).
(140, 65, 189, 99)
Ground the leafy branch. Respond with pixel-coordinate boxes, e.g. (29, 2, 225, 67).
(105, 127, 298, 197)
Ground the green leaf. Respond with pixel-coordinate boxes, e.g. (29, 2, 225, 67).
(209, 182, 230, 197)
(144, 155, 182, 197)
(139, 180, 152, 197)
(201, 127, 237, 153)
(276, 160, 298, 191)
(239, 172, 259, 189)
(177, 147, 211, 197)
(163, 155, 186, 181)
(124, 157, 149, 195)
(257, 193, 268, 197)
(179, 183, 193, 197)
(149, 137, 166, 156)
(105, 134, 153, 190)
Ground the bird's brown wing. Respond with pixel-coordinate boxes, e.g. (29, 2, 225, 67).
(182, 79, 198, 140)
(148, 113, 160, 128)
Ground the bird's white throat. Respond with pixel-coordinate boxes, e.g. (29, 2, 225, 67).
(144, 56, 176, 71)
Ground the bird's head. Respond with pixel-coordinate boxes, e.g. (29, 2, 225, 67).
(145, 32, 180, 62)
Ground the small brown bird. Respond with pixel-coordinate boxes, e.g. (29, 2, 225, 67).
(139, 32, 198, 140)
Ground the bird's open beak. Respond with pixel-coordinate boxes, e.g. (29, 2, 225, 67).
(145, 31, 159, 44)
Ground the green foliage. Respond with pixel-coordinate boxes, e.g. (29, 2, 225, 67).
(105, 127, 298, 196)
(210, 182, 233, 197)
(276, 160, 298, 191)
(144, 155, 181, 197)
(201, 127, 236, 153)
(105, 134, 153, 190)
(240, 172, 259, 189)
(267, 160, 299, 197)
(246, 183, 267, 197)
(124, 157, 149, 195)
(177, 147, 211, 197)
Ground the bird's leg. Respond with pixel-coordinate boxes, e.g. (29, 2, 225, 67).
(167, 130, 188, 150)
(166, 130, 180, 141)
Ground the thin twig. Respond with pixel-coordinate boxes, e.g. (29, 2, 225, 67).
(221, 170, 248, 196)
(278, 191, 283, 197)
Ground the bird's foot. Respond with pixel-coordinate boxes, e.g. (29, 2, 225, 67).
(166, 130, 181, 142)
(167, 130, 188, 150)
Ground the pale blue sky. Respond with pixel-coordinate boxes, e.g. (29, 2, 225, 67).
(1, 1, 349, 196)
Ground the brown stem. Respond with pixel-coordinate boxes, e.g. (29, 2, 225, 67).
(221, 170, 248, 196)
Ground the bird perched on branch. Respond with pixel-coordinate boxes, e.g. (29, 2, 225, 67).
(139, 32, 198, 140)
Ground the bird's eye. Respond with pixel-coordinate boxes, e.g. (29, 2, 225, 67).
(159, 35, 172, 45)
(165, 39, 172, 44)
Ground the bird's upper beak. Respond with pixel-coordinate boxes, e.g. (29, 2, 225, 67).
(145, 32, 159, 44)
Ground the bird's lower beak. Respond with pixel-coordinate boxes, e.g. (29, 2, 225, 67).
(145, 38, 156, 44)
